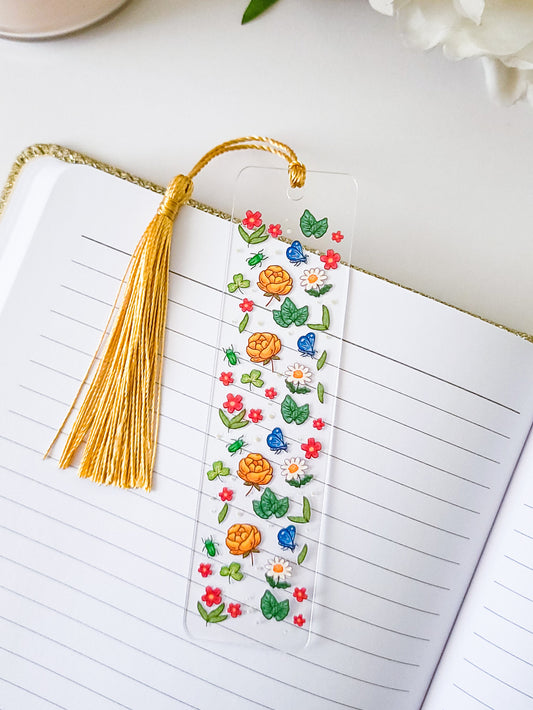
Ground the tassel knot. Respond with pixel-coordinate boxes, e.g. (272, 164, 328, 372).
(157, 174, 194, 220)
(288, 161, 306, 189)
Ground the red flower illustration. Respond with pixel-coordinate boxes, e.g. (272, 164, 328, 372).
(293, 614, 306, 627)
(265, 387, 277, 400)
(301, 437, 321, 459)
(227, 603, 242, 618)
(268, 224, 282, 238)
(293, 587, 308, 602)
(312, 418, 325, 430)
(223, 393, 243, 414)
(219, 371, 234, 386)
(219, 487, 233, 502)
(331, 231, 344, 243)
(248, 409, 263, 423)
(239, 298, 254, 312)
(242, 210, 262, 230)
(198, 563, 212, 578)
(202, 586, 222, 607)
(320, 249, 341, 270)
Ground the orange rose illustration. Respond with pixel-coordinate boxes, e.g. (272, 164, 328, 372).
(226, 523, 261, 560)
(246, 332, 281, 368)
(238, 452, 273, 492)
(257, 265, 292, 305)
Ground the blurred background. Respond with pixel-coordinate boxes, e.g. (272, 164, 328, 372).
(0, 0, 532, 334)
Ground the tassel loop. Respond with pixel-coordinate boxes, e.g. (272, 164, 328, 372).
(288, 161, 306, 189)
(157, 174, 194, 220)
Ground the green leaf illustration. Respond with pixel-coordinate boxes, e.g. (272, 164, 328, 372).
(253, 488, 289, 519)
(285, 380, 311, 396)
(220, 562, 243, 581)
(317, 350, 327, 371)
(297, 544, 308, 565)
(273, 297, 308, 328)
(219, 409, 231, 428)
(287, 474, 314, 488)
(238, 313, 249, 333)
(207, 460, 230, 481)
(307, 284, 333, 298)
(197, 601, 209, 621)
(317, 382, 325, 403)
(249, 225, 268, 244)
(238, 223, 252, 243)
(228, 410, 250, 430)
(218, 503, 228, 524)
(241, 369, 264, 388)
(274, 599, 290, 621)
(265, 574, 291, 590)
(242, 0, 280, 24)
(281, 395, 309, 425)
(308, 305, 330, 331)
(260, 590, 289, 621)
(288, 496, 311, 523)
(300, 209, 329, 238)
(228, 273, 250, 293)
(206, 602, 228, 624)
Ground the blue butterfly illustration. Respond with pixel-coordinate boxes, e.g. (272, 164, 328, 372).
(266, 427, 288, 454)
(286, 240, 307, 266)
(278, 525, 296, 552)
(297, 332, 316, 358)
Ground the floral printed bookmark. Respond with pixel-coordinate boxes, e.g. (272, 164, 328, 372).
(186, 167, 356, 649)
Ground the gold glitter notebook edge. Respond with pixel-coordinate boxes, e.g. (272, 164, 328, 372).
(2, 143, 531, 344)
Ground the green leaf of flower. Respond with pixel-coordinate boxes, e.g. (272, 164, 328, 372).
(273, 309, 290, 328)
(303, 496, 311, 522)
(308, 304, 330, 331)
(197, 601, 209, 621)
(238, 224, 252, 243)
(313, 217, 329, 238)
(220, 566, 230, 577)
(280, 297, 297, 323)
(287, 474, 314, 488)
(207, 460, 230, 481)
(281, 394, 298, 423)
(293, 306, 309, 327)
(206, 603, 228, 623)
(317, 382, 325, 403)
(293, 403, 310, 425)
(317, 350, 327, 371)
(242, 0, 280, 24)
(249, 225, 268, 244)
(228, 410, 250, 430)
(219, 409, 231, 428)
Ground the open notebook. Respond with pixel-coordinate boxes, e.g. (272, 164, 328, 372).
(1, 148, 533, 710)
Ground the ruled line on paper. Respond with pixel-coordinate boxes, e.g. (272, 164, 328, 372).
(463, 659, 533, 700)
(0, 548, 410, 693)
(473, 632, 533, 668)
(0, 677, 70, 710)
(452, 684, 495, 709)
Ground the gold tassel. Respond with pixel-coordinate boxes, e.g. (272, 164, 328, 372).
(46, 137, 305, 491)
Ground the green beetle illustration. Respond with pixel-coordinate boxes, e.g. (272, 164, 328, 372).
(227, 437, 246, 455)
(247, 250, 267, 268)
(223, 345, 240, 366)
(202, 536, 218, 557)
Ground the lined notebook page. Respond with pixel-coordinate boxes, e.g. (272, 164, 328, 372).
(422, 422, 533, 709)
(2, 160, 533, 710)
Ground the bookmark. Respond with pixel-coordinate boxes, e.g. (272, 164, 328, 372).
(185, 165, 357, 648)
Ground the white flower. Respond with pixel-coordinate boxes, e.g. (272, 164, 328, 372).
(284, 363, 312, 386)
(299, 268, 327, 291)
(369, 0, 533, 107)
(265, 557, 292, 583)
(281, 457, 308, 481)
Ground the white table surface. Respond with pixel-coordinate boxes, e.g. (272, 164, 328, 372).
(0, 0, 532, 336)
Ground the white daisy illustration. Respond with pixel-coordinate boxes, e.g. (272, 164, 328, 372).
(300, 268, 327, 291)
(284, 363, 312, 386)
(281, 457, 308, 482)
(265, 557, 292, 584)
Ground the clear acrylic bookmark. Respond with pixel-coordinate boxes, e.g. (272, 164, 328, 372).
(184, 166, 357, 649)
